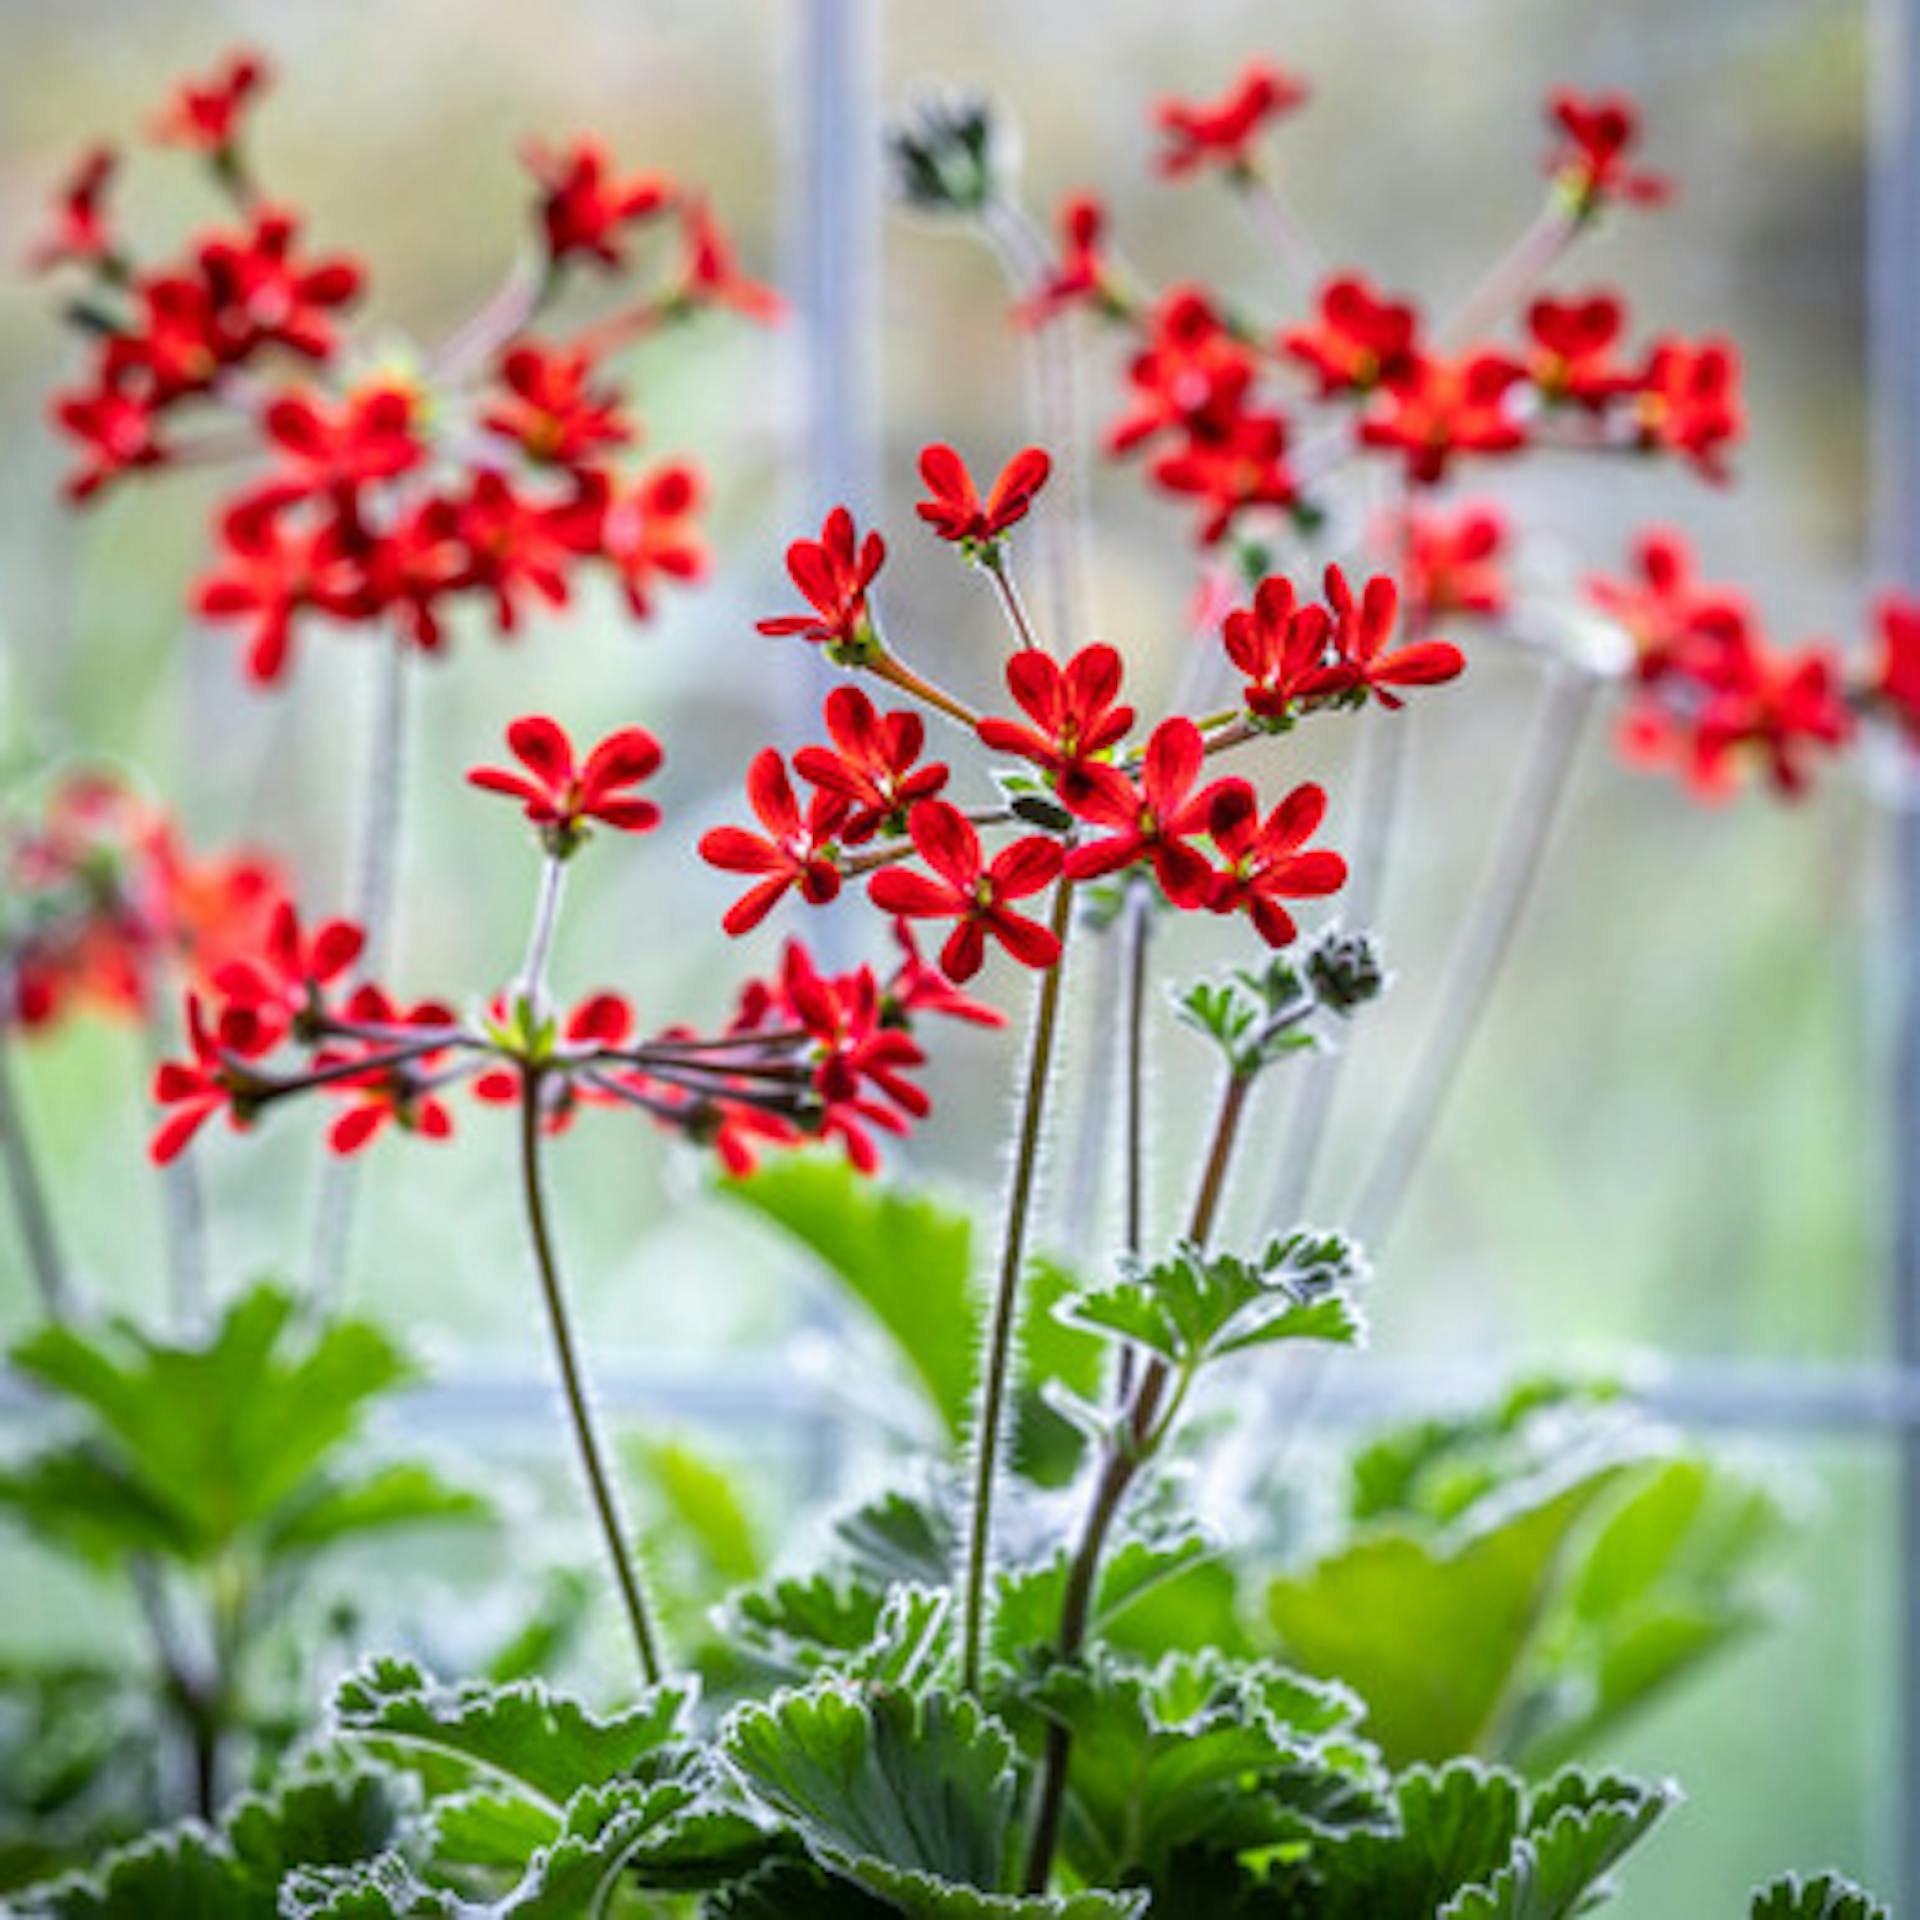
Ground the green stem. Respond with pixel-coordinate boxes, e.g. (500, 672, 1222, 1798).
(517, 1070, 663, 1686)
(959, 877, 1077, 1697)
(0, 1015, 76, 1323)
(1023, 1065, 1251, 1890)
(982, 547, 1043, 653)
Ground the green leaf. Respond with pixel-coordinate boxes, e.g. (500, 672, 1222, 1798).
(1513, 1457, 1787, 1771)
(264, 1463, 490, 1557)
(706, 1856, 898, 1917)
(831, 1483, 957, 1590)
(721, 1154, 977, 1439)
(16, 1768, 401, 1919)
(1308, 1761, 1525, 1920)
(1174, 961, 1315, 1077)
(1019, 1650, 1385, 1888)
(2, 1285, 427, 1570)
(1060, 1233, 1364, 1376)
(632, 1437, 765, 1589)
(990, 1531, 1220, 1665)
(330, 1656, 694, 1808)
(1267, 1469, 1628, 1766)
(1439, 1771, 1677, 1919)
(724, 1574, 891, 1678)
(1750, 1872, 1891, 1920)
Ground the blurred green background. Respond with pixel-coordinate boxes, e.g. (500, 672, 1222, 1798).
(0, 0, 1897, 1906)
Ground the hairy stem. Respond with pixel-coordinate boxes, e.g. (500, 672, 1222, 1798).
(1024, 1065, 1252, 1890)
(0, 1017, 76, 1323)
(959, 878, 1077, 1696)
(1448, 203, 1577, 345)
(1352, 664, 1597, 1245)
(517, 1072, 663, 1686)
(983, 548, 1043, 652)
(518, 854, 570, 1011)
(1235, 170, 1327, 288)
(309, 636, 412, 1310)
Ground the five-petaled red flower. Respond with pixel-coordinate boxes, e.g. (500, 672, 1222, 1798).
(484, 341, 633, 468)
(1283, 276, 1421, 397)
(1063, 717, 1232, 906)
(1526, 292, 1628, 408)
(1221, 577, 1353, 721)
(320, 986, 458, 1155)
(756, 506, 886, 653)
(793, 687, 949, 844)
(1325, 568, 1466, 708)
(1015, 194, 1117, 328)
(212, 900, 364, 1052)
(150, 994, 249, 1164)
(1631, 336, 1742, 482)
(468, 716, 664, 849)
(522, 137, 672, 270)
(1403, 505, 1511, 622)
(1545, 89, 1670, 220)
(1154, 61, 1309, 179)
(867, 803, 1064, 982)
(1359, 351, 1527, 487)
(701, 749, 852, 935)
(29, 145, 120, 275)
(1207, 780, 1348, 948)
(976, 644, 1137, 805)
(915, 444, 1052, 546)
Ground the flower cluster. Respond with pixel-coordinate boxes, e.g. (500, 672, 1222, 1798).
(35, 49, 776, 683)
(1012, 67, 1736, 545)
(147, 720, 986, 1175)
(1584, 528, 1916, 800)
(704, 445, 1466, 982)
(1, 772, 283, 1034)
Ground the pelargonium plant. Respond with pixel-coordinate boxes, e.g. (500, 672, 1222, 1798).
(0, 42, 1895, 1920)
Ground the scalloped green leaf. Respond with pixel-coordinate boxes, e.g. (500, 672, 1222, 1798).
(1750, 1872, 1891, 1920)
(1058, 1233, 1363, 1375)
(330, 1656, 694, 1809)
(1021, 1650, 1385, 1889)
(1439, 1771, 1677, 1919)
(724, 1574, 891, 1677)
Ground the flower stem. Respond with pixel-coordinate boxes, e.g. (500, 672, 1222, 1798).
(1023, 1063, 1252, 1891)
(1352, 663, 1597, 1245)
(982, 548, 1043, 652)
(1448, 203, 1577, 345)
(959, 877, 1077, 1697)
(309, 635, 412, 1311)
(867, 650, 983, 730)
(0, 1017, 76, 1323)
(516, 1070, 663, 1686)
(518, 855, 570, 1012)
(1234, 169, 1327, 288)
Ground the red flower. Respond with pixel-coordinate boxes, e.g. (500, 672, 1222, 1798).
(1283, 276, 1421, 397)
(883, 921, 1006, 1029)
(1062, 717, 1231, 906)
(29, 145, 119, 274)
(454, 470, 581, 629)
(586, 462, 709, 618)
(52, 377, 167, 502)
(195, 209, 364, 363)
(867, 802, 1064, 983)
(1220, 577, 1352, 721)
(1525, 292, 1629, 407)
(675, 198, 784, 322)
(150, 994, 247, 1164)
(756, 506, 886, 653)
(793, 687, 949, 844)
(523, 137, 672, 270)
(258, 380, 426, 503)
(1359, 351, 1527, 487)
(1585, 527, 1752, 684)
(1207, 780, 1347, 947)
(1402, 504, 1510, 622)
(320, 987, 458, 1155)
(211, 900, 363, 1052)
(1153, 61, 1309, 179)
(1325, 567, 1465, 708)
(150, 49, 270, 157)
(784, 946, 929, 1173)
(701, 749, 851, 935)
(1015, 194, 1116, 328)
(976, 643, 1136, 805)
(193, 496, 361, 683)
(1151, 409, 1298, 544)
(484, 341, 633, 467)
(354, 499, 469, 654)
(915, 443, 1052, 545)
(1631, 336, 1742, 482)
(1545, 89, 1670, 220)
(467, 716, 663, 846)
(1109, 288, 1259, 453)
(1872, 593, 1920, 741)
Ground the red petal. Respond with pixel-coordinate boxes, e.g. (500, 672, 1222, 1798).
(988, 834, 1064, 899)
(506, 715, 574, 793)
(1262, 782, 1327, 854)
(989, 908, 1062, 970)
(582, 726, 662, 795)
(907, 800, 981, 889)
(867, 869, 962, 917)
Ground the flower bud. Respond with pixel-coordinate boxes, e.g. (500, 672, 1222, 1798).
(885, 87, 1013, 219)
(1305, 927, 1384, 1014)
